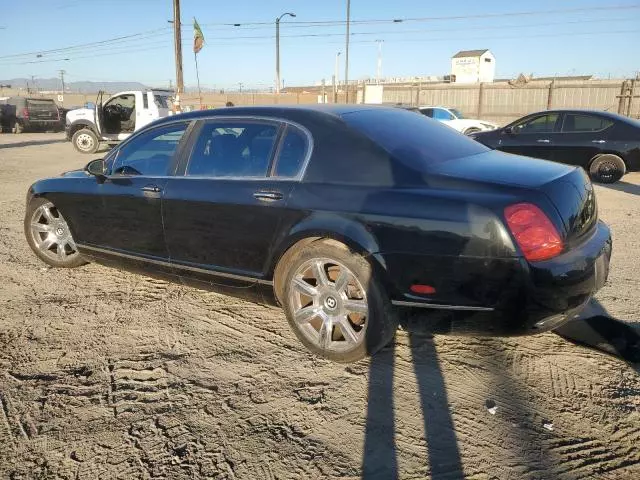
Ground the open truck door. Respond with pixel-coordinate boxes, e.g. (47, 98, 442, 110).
(94, 91, 104, 138)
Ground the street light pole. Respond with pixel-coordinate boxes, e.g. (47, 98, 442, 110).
(375, 40, 383, 84)
(276, 12, 296, 94)
(344, 0, 351, 103)
(334, 52, 341, 103)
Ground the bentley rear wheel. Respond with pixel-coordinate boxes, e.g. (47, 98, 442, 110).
(280, 239, 397, 363)
(24, 198, 87, 268)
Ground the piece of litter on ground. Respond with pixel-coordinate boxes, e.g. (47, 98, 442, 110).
(543, 421, 554, 431)
(485, 399, 498, 415)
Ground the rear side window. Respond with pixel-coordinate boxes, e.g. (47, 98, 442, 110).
(420, 108, 434, 118)
(187, 121, 278, 177)
(273, 127, 308, 178)
(341, 108, 488, 169)
(143, 93, 149, 109)
(562, 114, 613, 133)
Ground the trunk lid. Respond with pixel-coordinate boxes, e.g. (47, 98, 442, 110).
(26, 99, 59, 120)
(431, 150, 597, 241)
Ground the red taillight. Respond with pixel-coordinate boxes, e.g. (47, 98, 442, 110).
(504, 203, 563, 262)
(22, 108, 29, 119)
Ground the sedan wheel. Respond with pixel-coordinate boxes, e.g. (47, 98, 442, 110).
(589, 154, 626, 184)
(280, 240, 397, 362)
(289, 258, 369, 353)
(24, 199, 87, 268)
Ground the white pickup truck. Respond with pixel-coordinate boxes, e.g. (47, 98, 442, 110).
(65, 89, 173, 153)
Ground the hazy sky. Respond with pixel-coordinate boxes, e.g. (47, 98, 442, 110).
(0, 0, 638, 89)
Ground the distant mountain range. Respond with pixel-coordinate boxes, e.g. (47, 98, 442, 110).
(0, 78, 152, 93)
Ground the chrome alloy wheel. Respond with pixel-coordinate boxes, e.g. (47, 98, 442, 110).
(288, 258, 368, 352)
(29, 202, 79, 261)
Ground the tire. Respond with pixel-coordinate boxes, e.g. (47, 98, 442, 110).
(278, 239, 397, 363)
(589, 154, 626, 184)
(24, 197, 87, 269)
(72, 128, 100, 154)
(464, 127, 481, 136)
(12, 121, 23, 134)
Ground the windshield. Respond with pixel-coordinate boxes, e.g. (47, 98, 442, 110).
(341, 108, 488, 170)
(450, 108, 465, 119)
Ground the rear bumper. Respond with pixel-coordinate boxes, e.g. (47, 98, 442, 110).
(385, 220, 612, 336)
(21, 119, 62, 130)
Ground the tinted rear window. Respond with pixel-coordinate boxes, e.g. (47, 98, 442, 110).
(26, 99, 56, 107)
(341, 108, 488, 169)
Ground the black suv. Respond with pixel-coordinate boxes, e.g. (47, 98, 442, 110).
(0, 97, 61, 133)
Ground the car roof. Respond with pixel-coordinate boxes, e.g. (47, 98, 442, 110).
(154, 104, 391, 125)
(525, 109, 637, 124)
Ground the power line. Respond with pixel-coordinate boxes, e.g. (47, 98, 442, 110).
(1, 4, 638, 62)
(199, 4, 640, 27)
(0, 27, 172, 60)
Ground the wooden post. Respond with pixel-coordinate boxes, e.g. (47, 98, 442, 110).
(626, 79, 636, 117)
(478, 82, 484, 118)
(546, 80, 555, 110)
(618, 80, 628, 115)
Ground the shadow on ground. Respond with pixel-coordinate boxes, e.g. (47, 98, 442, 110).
(361, 298, 639, 478)
(600, 179, 640, 196)
(0, 138, 67, 149)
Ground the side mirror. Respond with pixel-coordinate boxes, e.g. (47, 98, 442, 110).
(85, 158, 106, 178)
(503, 126, 515, 135)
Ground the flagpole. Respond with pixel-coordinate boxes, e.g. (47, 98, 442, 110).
(194, 51, 202, 109)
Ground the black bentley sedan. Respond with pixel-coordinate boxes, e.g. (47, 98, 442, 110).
(471, 109, 640, 183)
(24, 106, 612, 362)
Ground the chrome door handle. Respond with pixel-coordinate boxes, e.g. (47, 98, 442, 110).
(591, 140, 606, 144)
(537, 139, 551, 143)
(141, 185, 162, 193)
(253, 191, 283, 202)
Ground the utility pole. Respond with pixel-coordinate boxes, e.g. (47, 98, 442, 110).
(31, 75, 38, 94)
(275, 12, 296, 94)
(344, 0, 351, 103)
(58, 70, 66, 106)
(375, 40, 383, 84)
(172, 0, 184, 111)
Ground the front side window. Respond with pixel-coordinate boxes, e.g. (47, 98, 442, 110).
(433, 108, 454, 121)
(562, 114, 613, 133)
(187, 121, 278, 177)
(110, 122, 188, 176)
(513, 113, 559, 134)
(273, 127, 308, 178)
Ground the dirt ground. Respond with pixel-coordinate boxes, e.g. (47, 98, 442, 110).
(0, 133, 639, 479)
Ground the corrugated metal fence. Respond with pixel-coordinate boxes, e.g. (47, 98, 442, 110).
(381, 79, 640, 126)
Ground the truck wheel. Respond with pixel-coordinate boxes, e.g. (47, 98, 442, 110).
(72, 129, 100, 154)
(12, 121, 23, 134)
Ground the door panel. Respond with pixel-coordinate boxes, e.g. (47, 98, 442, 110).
(163, 178, 294, 282)
(162, 118, 296, 286)
(498, 113, 560, 160)
(551, 113, 614, 167)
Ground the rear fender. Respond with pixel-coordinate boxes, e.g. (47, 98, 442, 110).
(267, 212, 398, 296)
